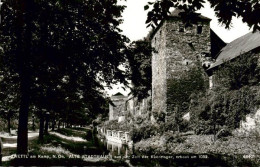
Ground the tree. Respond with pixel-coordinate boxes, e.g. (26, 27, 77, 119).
(145, 0, 260, 31)
(0, 0, 128, 154)
(0, 66, 19, 134)
(126, 40, 153, 100)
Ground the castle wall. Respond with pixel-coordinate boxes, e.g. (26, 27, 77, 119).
(152, 18, 211, 114)
(109, 96, 127, 121)
(151, 23, 167, 113)
(165, 19, 210, 113)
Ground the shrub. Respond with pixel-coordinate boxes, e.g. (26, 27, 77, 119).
(216, 127, 232, 139)
(131, 124, 158, 142)
(164, 132, 186, 144)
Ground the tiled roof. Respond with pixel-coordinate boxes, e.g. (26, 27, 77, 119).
(209, 31, 260, 70)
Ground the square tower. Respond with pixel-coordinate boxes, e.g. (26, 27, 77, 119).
(151, 9, 211, 115)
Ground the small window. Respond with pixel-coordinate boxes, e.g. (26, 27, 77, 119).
(188, 42, 195, 51)
(179, 24, 185, 32)
(197, 25, 202, 34)
(186, 62, 189, 65)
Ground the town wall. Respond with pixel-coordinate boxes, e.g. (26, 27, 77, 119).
(151, 17, 211, 114)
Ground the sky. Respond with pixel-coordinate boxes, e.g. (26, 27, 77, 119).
(106, 0, 252, 96)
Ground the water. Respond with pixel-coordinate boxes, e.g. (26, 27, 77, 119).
(100, 138, 130, 157)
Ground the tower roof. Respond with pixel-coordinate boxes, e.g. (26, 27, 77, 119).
(112, 92, 124, 96)
(169, 8, 211, 21)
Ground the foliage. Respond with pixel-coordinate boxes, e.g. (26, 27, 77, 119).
(191, 53, 260, 134)
(105, 119, 132, 132)
(164, 131, 186, 144)
(134, 133, 260, 166)
(131, 124, 159, 142)
(215, 52, 260, 90)
(152, 111, 166, 123)
(145, 0, 260, 31)
(216, 127, 232, 140)
(0, 0, 129, 153)
(126, 40, 152, 100)
(165, 66, 207, 131)
(167, 66, 207, 112)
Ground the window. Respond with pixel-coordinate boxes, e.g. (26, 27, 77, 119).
(188, 42, 195, 51)
(179, 24, 185, 32)
(197, 25, 203, 34)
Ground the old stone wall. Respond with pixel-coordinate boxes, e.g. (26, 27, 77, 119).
(152, 17, 211, 114)
(151, 23, 167, 114)
(109, 95, 127, 121)
(165, 19, 210, 113)
(109, 92, 152, 122)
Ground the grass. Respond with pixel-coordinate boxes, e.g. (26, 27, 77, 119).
(2, 128, 128, 166)
(55, 128, 91, 139)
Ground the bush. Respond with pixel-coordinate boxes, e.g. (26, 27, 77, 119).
(216, 127, 232, 139)
(164, 132, 186, 144)
(131, 124, 158, 142)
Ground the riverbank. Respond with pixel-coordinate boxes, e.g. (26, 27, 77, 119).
(1, 128, 128, 166)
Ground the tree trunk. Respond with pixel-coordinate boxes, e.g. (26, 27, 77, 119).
(51, 118, 55, 131)
(7, 112, 11, 135)
(39, 113, 44, 142)
(58, 119, 61, 129)
(44, 112, 50, 134)
(16, 0, 34, 155)
(17, 77, 30, 154)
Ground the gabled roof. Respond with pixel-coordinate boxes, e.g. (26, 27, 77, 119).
(210, 29, 226, 58)
(208, 31, 260, 70)
(112, 92, 124, 96)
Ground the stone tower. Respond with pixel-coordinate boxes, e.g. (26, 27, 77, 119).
(151, 9, 211, 115)
(109, 92, 127, 121)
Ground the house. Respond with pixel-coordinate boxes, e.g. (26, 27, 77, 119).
(206, 31, 260, 131)
(207, 31, 260, 89)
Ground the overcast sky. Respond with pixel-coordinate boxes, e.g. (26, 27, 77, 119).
(106, 0, 252, 96)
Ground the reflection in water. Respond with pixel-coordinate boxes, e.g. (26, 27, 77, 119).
(100, 139, 130, 157)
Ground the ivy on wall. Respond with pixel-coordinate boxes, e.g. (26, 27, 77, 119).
(166, 65, 208, 116)
(191, 52, 260, 134)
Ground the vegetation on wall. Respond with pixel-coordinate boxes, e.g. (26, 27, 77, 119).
(166, 66, 208, 128)
(215, 52, 260, 90)
(191, 52, 260, 134)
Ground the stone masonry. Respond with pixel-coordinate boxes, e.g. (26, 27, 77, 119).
(151, 10, 211, 114)
(109, 93, 128, 121)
